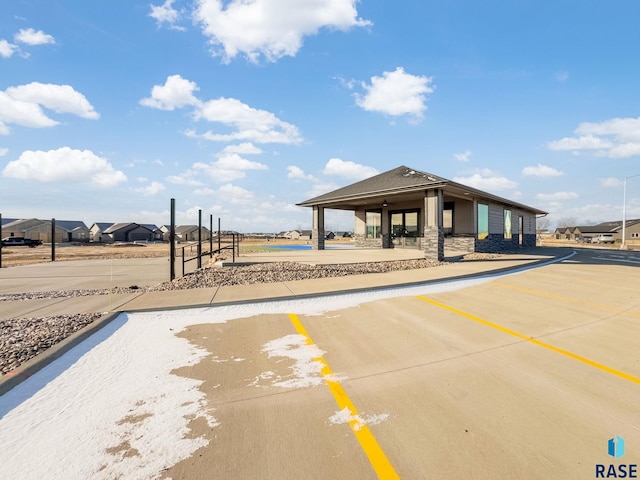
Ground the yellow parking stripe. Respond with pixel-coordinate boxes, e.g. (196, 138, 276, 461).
(288, 314, 400, 480)
(491, 281, 640, 318)
(415, 296, 640, 386)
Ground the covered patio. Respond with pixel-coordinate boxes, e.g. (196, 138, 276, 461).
(297, 166, 547, 261)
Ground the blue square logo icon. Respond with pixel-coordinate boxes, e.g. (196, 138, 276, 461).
(608, 436, 625, 459)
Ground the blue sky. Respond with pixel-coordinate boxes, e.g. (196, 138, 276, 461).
(1, 0, 639, 232)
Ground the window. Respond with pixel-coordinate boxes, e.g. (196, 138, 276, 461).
(477, 204, 489, 240)
(443, 202, 454, 236)
(366, 210, 381, 238)
(391, 210, 419, 237)
(504, 209, 512, 240)
(632, 233, 639, 239)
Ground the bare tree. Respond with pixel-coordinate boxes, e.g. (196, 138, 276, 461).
(536, 216, 551, 233)
(555, 217, 577, 229)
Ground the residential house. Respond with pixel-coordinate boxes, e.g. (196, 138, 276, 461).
(89, 223, 114, 243)
(175, 225, 211, 242)
(102, 223, 155, 243)
(2, 218, 89, 243)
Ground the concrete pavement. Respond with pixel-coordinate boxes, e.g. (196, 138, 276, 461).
(0, 247, 572, 392)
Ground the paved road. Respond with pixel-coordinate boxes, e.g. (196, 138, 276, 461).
(164, 249, 640, 479)
(0, 256, 195, 293)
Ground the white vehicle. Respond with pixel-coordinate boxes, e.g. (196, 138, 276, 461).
(593, 234, 615, 244)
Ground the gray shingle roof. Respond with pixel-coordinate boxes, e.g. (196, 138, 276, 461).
(298, 166, 447, 205)
(298, 165, 547, 214)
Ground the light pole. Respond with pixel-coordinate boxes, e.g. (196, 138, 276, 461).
(621, 173, 640, 250)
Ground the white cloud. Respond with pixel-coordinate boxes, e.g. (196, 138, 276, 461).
(192, 152, 268, 182)
(0, 83, 98, 135)
(287, 165, 315, 181)
(322, 158, 378, 180)
(548, 117, 640, 158)
(143, 76, 302, 145)
(216, 183, 254, 204)
(547, 134, 612, 152)
(139, 74, 200, 110)
(221, 142, 262, 155)
(134, 181, 165, 196)
(14, 28, 55, 45)
(193, 0, 371, 63)
(0, 91, 58, 130)
(0, 39, 18, 58)
(0, 147, 8, 157)
(6, 82, 99, 120)
(453, 170, 518, 191)
(354, 67, 434, 121)
(2, 147, 127, 187)
(522, 163, 563, 177)
(149, 0, 185, 30)
(194, 97, 302, 144)
(170, 150, 267, 184)
(453, 150, 471, 162)
(600, 177, 622, 187)
(536, 191, 579, 201)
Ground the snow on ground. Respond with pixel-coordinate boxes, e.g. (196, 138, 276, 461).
(0, 255, 569, 480)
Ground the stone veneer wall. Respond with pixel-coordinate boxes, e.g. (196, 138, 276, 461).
(354, 233, 383, 248)
(423, 226, 444, 261)
(312, 228, 325, 250)
(474, 233, 536, 252)
(444, 235, 475, 252)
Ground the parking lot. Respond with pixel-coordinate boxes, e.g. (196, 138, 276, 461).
(1, 248, 639, 479)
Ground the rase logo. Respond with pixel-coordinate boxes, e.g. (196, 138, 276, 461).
(596, 436, 637, 478)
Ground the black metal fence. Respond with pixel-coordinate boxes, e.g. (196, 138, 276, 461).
(179, 233, 242, 277)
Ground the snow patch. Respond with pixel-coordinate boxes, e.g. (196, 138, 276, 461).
(329, 407, 390, 431)
(261, 334, 326, 388)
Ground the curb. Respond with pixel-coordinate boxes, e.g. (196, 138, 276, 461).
(0, 311, 122, 396)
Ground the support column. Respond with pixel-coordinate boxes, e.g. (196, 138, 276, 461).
(423, 189, 444, 261)
(312, 205, 325, 250)
(381, 205, 390, 248)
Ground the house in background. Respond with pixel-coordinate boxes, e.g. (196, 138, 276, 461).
(175, 225, 211, 242)
(553, 227, 573, 240)
(1, 217, 20, 228)
(141, 224, 163, 241)
(558, 219, 640, 244)
(2, 218, 89, 243)
(298, 165, 546, 261)
(101, 223, 155, 243)
(281, 230, 301, 240)
(89, 223, 114, 242)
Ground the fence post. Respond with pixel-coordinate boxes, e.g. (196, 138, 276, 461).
(197, 209, 202, 269)
(217, 218, 221, 254)
(232, 234, 236, 263)
(51, 218, 56, 262)
(182, 246, 185, 277)
(0, 212, 2, 268)
(170, 198, 176, 281)
(209, 214, 213, 258)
